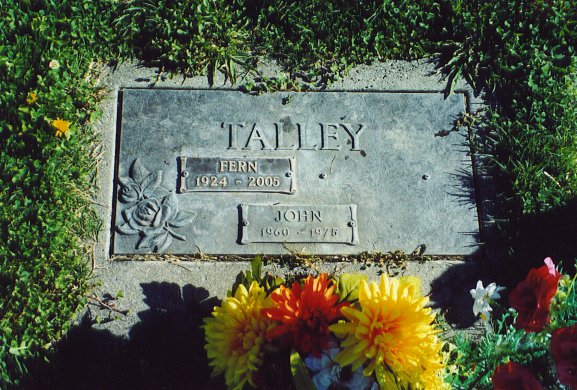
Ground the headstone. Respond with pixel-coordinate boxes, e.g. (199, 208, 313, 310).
(113, 89, 479, 255)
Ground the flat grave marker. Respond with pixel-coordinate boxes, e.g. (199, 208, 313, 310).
(113, 89, 479, 255)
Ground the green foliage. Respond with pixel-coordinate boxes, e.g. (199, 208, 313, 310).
(289, 349, 316, 390)
(446, 263, 577, 389)
(114, 0, 251, 84)
(336, 273, 367, 303)
(231, 256, 285, 296)
(248, 0, 450, 78)
(439, 0, 577, 219)
(0, 0, 117, 386)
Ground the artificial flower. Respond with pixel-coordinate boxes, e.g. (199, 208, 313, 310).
(48, 59, 59, 69)
(470, 280, 504, 331)
(470, 280, 504, 316)
(262, 273, 347, 356)
(509, 257, 562, 332)
(26, 91, 37, 105)
(204, 281, 276, 390)
(551, 324, 577, 388)
(304, 337, 377, 390)
(51, 118, 70, 137)
(492, 361, 543, 389)
(330, 274, 446, 389)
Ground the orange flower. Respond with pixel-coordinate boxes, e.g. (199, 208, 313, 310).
(51, 118, 70, 137)
(262, 274, 346, 356)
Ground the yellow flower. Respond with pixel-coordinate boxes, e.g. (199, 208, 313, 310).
(51, 118, 70, 137)
(48, 59, 60, 70)
(204, 281, 276, 390)
(330, 274, 446, 390)
(26, 91, 37, 105)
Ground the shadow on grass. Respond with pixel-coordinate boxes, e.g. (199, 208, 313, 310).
(503, 198, 577, 282)
(24, 282, 225, 390)
(428, 261, 482, 329)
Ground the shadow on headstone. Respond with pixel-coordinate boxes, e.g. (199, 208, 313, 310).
(23, 283, 225, 390)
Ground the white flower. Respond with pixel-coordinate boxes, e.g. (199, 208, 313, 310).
(470, 280, 504, 324)
(48, 60, 59, 70)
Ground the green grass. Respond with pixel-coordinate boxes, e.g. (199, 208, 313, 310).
(443, 0, 577, 213)
(0, 1, 116, 385)
(1, 0, 577, 386)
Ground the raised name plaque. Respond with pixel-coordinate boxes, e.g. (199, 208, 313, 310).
(178, 156, 296, 194)
(239, 204, 358, 245)
(113, 89, 480, 255)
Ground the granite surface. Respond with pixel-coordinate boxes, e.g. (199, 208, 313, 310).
(113, 89, 479, 255)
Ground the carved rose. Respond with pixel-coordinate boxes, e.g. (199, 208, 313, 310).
(117, 159, 163, 205)
(118, 178, 142, 204)
(124, 197, 174, 234)
(115, 159, 195, 253)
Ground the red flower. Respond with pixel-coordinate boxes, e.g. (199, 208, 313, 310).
(508, 257, 562, 332)
(551, 324, 577, 389)
(492, 361, 543, 390)
(262, 274, 347, 356)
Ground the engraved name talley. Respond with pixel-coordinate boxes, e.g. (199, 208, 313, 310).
(222, 122, 367, 151)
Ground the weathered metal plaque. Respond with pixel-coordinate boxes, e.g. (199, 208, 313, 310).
(113, 89, 480, 255)
(239, 204, 358, 245)
(178, 156, 296, 194)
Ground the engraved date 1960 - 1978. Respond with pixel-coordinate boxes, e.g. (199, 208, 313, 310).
(240, 204, 358, 245)
(260, 226, 340, 239)
(261, 208, 339, 238)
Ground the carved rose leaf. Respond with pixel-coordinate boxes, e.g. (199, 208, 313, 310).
(157, 232, 173, 252)
(148, 187, 167, 199)
(167, 229, 186, 241)
(141, 171, 163, 198)
(129, 158, 150, 184)
(137, 230, 172, 253)
(168, 210, 195, 228)
(161, 191, 178, 209)
(118, 176, 133, 187)
(116, 222, 140, 235)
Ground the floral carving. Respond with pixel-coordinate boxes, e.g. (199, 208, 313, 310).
(116, 159, 194, 252)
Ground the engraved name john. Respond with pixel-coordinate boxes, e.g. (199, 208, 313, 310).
(222, 122, 367, 151)
(274, 209, 322, 223)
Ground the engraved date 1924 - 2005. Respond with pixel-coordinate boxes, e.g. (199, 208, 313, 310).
(178, 156, 296, 194)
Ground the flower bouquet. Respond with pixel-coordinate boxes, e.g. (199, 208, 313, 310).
(450, 258, 577, 389)
(203, 257, 447, 389)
